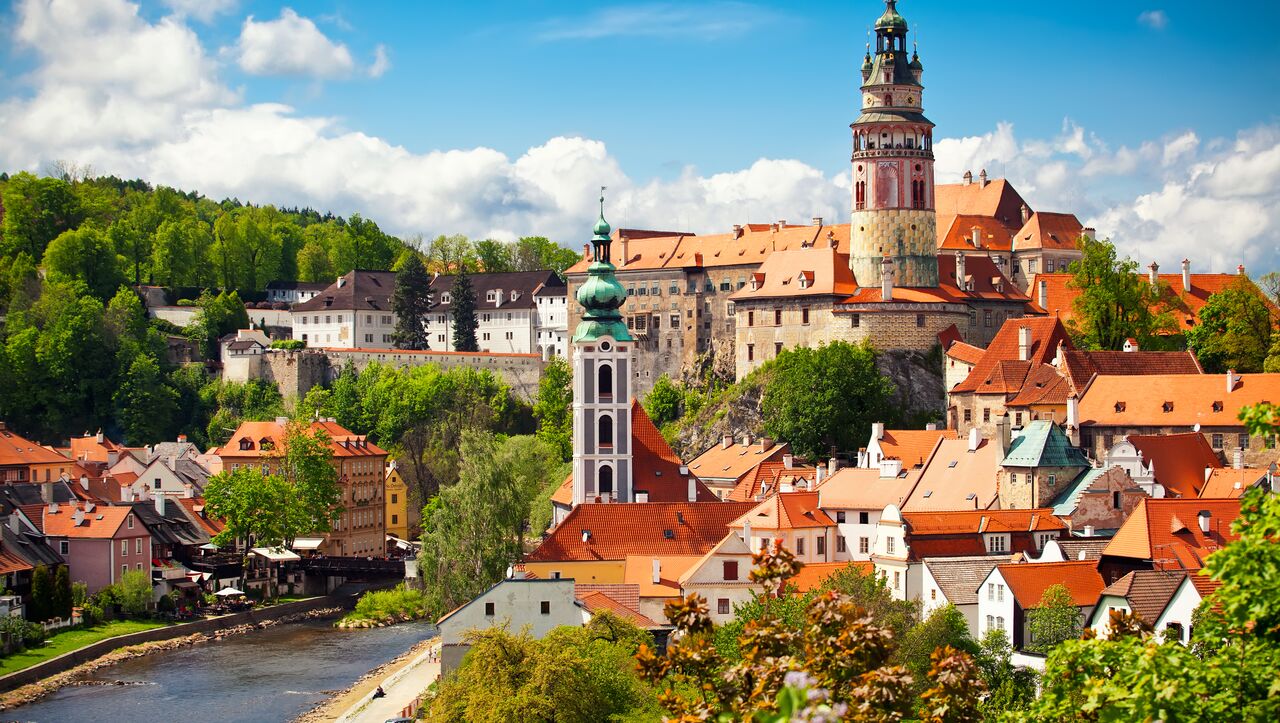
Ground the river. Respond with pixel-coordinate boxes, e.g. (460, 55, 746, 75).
(1, 619, 435, 723)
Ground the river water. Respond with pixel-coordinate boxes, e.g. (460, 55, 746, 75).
(1, 619, 435, 723)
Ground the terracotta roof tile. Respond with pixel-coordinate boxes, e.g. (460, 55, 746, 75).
(938, 215, 1016, 253)
(576, 590, 661, 628)
(629, 400, 719, 503)
(997, 560, 1105, 608)
(946, 341, 986, 366)
(574, 583, 641, 611)
(176, 497, 225, 536)
(903, 509, 1067, 536)
(904, 438, 1004, 512)
(1078, 374, 1280, 428)
(1127, 433, 1221, 498)
(1006, 364, 1072, 406)
(1102, 498, 1240, 569)
(1200, 468, 1269, 499)
(623, 554, 703, 598)
(817, 467, 919, 510)
(877, 429, 956, 469)
(567, 224, 845, 275)
(1030, 272, 1276, 331)
(688, 440, 788, 483)
(952, 317, 1073, 394)
(42, 503, 137, 539)
(726, 460, 816, 502)
(0, 426, 71, 467)
(1098, 570, 1186, 623)
(728, 246, 857, 301)
(527, 502, 753, 562)
(1058, 349, 1202, 391)
(788, 561, 873, 593)
(731, 491, 834, 531)
(934, 179, 1030, 235)
(839, 254, 1030, 305)
(1013, 212, 1086, 251)
(214, 420, 386, 459)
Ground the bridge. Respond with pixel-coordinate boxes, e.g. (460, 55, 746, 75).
(296, 556, 406, 577)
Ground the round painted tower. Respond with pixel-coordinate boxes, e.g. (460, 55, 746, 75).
(850, 0, 938, 289)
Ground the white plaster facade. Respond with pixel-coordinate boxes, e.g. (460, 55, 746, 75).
(678, 534, 760, 624)
(436, 578, 583, 675)
(976, 567, 1016, 641)
(1102, 440, 1164, 497)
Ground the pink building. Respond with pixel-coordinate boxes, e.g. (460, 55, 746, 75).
(39, 503, 152, 593)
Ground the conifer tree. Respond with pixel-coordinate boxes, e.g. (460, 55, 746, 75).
(28, 564, 50, 622)
(391, 253, 432, 350)
(52, 565, 73, 619)
(451, 268, 479, 352)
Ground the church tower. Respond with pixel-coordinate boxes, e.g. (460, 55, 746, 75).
(849, 0, 938, 289)
(571, 193, 635, 506)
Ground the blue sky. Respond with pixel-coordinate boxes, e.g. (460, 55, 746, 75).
(2, 0, 1279, 271)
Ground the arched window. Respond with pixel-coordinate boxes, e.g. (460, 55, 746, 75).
(855, 181, 866, 210)
(599, 414, 614, 448)
(598, 363, 614, 399)
(598, 465, 614, 496)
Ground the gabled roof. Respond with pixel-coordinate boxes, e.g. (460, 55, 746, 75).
(835, 255, 1030, 306)
(1200, 468, 1269, 499)
(1056, 538, 1112, 562)
(630, 401, 718, 503)
(1102, 498, 1240, 569)
(1029, 272, 1276, 331)
(576, 590, 661, 628)
(1127, 433, 1221, 498)
(1051, 466, 1133, 518)
(951, 317, 1074, 395)
(728, 245, 857, 301)
(938, 215, 1015, 253)
(41, 503, 137, 539)
(291, 270, 395, 312)
(1002, 421, 1090, 468)
(213, 420, 386, 459)
(726, 460, 816, 502)
(1079, 374, 1280, 429)
(566, 224, 848, 275)
(924, 556, 1011, 605)
(623, 554, 702, 598)
(788, 561, 873, 593)
(731, 491, 834, 531)
(1005, 364, 1072, 407)
(526, 501, 754, 562)
(1012, 211, 1086, 252)
(996, 560, 1105, 608)
(904, 437, 1002, 512)
(876, 429, 956, 469)
(0, 523, 63, 568)
(0, 424, 69, 467)
(175, 497, 225, 537)
(934, 179, 1030, 237)
(427, 270, 563, 312)
(130, 502, 208, 546)
(688, 439, 788, 483)
(1058, 349, 1202, 391)
(903, 509, 1067, 536)
(945, 341, 986, 366)
(817, 467, 919, 511)
(1098, 570, 1186, 624)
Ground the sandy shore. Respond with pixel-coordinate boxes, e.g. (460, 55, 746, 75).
(294, 636, 437, 723)
(0, 606, 343, 712)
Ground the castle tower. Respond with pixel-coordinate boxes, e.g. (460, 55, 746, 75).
(850, 0, 938, 288)
(571, 193, 635, 506)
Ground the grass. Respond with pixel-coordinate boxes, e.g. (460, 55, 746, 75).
(0, 619, 170, 675)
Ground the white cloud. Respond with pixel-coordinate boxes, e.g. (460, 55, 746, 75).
(1138, 10, 1169, 30)
(232, 8, 356, 78)
(535, 2, 782, 41)
(368, 45, 391, 79)
(162, 0, 237, 24)
(2, 0, 1277, 274)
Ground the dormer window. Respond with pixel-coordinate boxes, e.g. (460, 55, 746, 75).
(441, 293, 451, 304)
(486, 291, 497, 302)
(1212, 401, 1223, 412)
(1162, 401, 1174, 413)
(1114, 402, 1126, 413)
(238, 438, 253, 451)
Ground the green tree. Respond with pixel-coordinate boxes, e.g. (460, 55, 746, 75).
(109, 217, 150, 285)
(450, 268, 479, 352)
(280, 422, 343, 538)
(1, 172, 84, 260)
(974, 628, 1037, 718)
(514, 236, 581, 275)
(1066, 236, 1176, 350)
(642, 374, 683, 428)
(895, 603, 978, 685)
(115, 354, 180, 444)
(533, 356, 573, 460)
(475, 239, 515, 273)
(1026, 583, 1082, 654)
(424, 234, 476, 274)
(1186, 277, 1276, 373)
(42, 227, 126, 300)
(52, 565, 73, 620)
(391, 252, 432, 350)
(204, 467, 295, 548)
(760, 341, 895, 459)
(187, 290, 250, 359)
(117, 569, 154, 616)
(821, 563, 919, 640)
(152, 217, 210, 287)
(28, 564, 51, 622)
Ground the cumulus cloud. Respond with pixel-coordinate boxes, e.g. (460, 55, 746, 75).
(1, 0, 1276, 273)
(1138, 10, 1169, 30)
(535, 2, 782, 41)
(368, 44, 391, 78)
(232, 8, 356, 78)
(162, 0, 237, 24)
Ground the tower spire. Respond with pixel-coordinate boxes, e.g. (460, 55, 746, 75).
(574, 190, 631, 343)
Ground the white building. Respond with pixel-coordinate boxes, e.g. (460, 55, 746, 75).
(976, 560, 1104, 651)
(423, 270, 568, 356)
(816, 465, 918, 562)
(291, 270, 397, 349)
(677, 533, 761, 623)
(436, 578, 583, 675)
(266, 280, 329, 305)
(535, 281, 569, 359)
(1087, 570, 1203, 643)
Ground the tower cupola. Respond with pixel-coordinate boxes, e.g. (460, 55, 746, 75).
(573, 190, 631, 343)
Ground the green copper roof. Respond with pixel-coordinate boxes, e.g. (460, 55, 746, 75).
(1002, 421, 1091, 468)
(875, 1, 908, 30)
(574, 192, 633, 343)
(1051, 467, 1106, 517)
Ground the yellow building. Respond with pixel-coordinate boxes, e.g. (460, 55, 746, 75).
(384, 461, 415, 541)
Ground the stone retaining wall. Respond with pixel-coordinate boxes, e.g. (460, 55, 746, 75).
(0, 595, 349, 693)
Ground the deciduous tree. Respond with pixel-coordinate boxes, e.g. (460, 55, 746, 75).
(1066, 236, 1176, 350)
(1186, 277, 1277, 373)
(533, 356, 572, 460)
(41, 227, 126, 300)
(1026, 583, 1082, 653)
(115, 354, 180, 444)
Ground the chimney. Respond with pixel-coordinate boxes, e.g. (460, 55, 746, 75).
(733, 224, 743, 239)
(812, 217, 823, 227)
(1020, 204, 1031, 224)
(1082, 226, 1096, 240)
(742, 433, 753, 447)
(968, 427, 981, 452)
(275, 416, 289, 426)
(777, 219, 787, 228)
(79, 475, 89, 492)
(652, 558, 661, 584)
(742, 519, 752, 546)
(687, 478, 696, 502)
(1197, 510, 1211, 534)
(954, 251, 966, 291)
(155, 493, 166, 516)
(1083, 525, 1095, 537)
(7, 514, 18, 535)
(926, 422, 938, 431)
(1227, 369, 1239, 393)
(72, 508, 84, 526)
(1148, 261, 1159, 288)
(783, 454, 794, 469)
(1181, 258, 1191, 293)
(722, 434, 733, 450)
(95, 429, 104, 444)
(618, 234, 629, 268)
(760, 437, 773, 452)
(971, 226, 982, 249)
(872, 422, 885, 441)
(1018, 325, 1032, 361)
(979, 169, 989, 187)
(963, 170, 973, 186)
(815, 464, 824, 486)
(41, 481, 53, 504)
(879, 457, 903, 478)
(996, 414, 1011, 455)
(881, 256, 895, 301)
(1238, 264, 1246, 276)
(1038, 279, 1048, 308)
(583, 243, 591, 260)
(1233, 449, 1244, 470)
(336, 275, 346, 288)
(1066, 393, 1080, 443)
(177, 434, 187, 444)
(183, 483, 194, 499)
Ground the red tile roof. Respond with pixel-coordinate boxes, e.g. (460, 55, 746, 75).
(214, 420, 386, 460)
(1078, 374, 1280, 427)
(731, 491, 834, 531)
(1012, 212, 1086, 252)
(997, 560, 1105, 608)
(688, 439, 788, 483)
(1103, 498, 1240, 570)
(1006, 364, 1072, 407)
(0, 425, 70, 468)
(837, 254, 1030, 306)
(566, 224, 849, 275)
(726, 460, 816, 502)
(42, 503, 138, 539)
(1127, 433, 1221, 498)
(951, 317, 1074, 394)
(630, 400, 718, 503)
(176, 497, 225, 536)
(1200, 468, 1269, 499)
(1058, 349, 1202, 391)
(728, 245, 857, 301)
(934, 179, 1030, 238)
(876, 429, 956, 469)
(946, 341, 986, 366)
(526, 502, 753, 562)
(0, 550, 33, 575)
(576, 590, 661, 628)
(1030, 272, 1276, 331)
(788, 561, 873, 593)
(938, 215, 1015, 253)
(903, 509, 1067, 535)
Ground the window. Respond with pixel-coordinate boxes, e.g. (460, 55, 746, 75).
(59, 541, 69, 555)
(670, 314, 680, 328)
(773, 309, 782, 326)
(983, 408, 991, 423)
(121, 540, 129, 556)
(931, 588, 937, 600)
(127, 515, 134, 529)
(964, 409, 972, 423)
(986, 615, 994, 631)
(747, 344, 755, 361)
(984, 310, 993, 327)
(1113, 491, 1122, 509)
(1015, 412, 1023, 426)
(1028, 259, 1038, 274)
(1048, 473, 1057, 487)
(774, 342, 783, 357)
(859, 537, 869, 554)
(365, 333, 373, 343)
(720, 280, 731, 292)
(817, 536, 826, 556)
(136, 538, 142, 554)
(987, 583, 995, 601)
(997, 584, 1005, 602)
(485, 602, 495, 616)
(851, 313, 860, 328)
(916, 313, 925, 327)
(669, 283, 679, 295)
(540, 601, 550, 615)
(796, 538, 805, 555)
(718, 598, 731, 615)
(1046, 260, 1055, 273)
(391, 493, 398, 504)
(366, 314, 373, 324)
(337, 315, 343, 323)
(719, 560, 740, 581)
(598, 465, 614, 496)
(893, 571, 901, 589)
(996, 616, 1005, 631)
(136, 563, 143, 571)
(1239, 433, 1250, 449)
(1166, 622, 1185, 643)
(802, 308, 810, 325)
(122, 565, 129, 577)
(598, 364, 613, 398)
(837, 536, 847, 553)
(859, 511, 870, 525)
(886, 537, 895, 554)
(599, 415, 614, 448)
(1212, 433, 1224, 449)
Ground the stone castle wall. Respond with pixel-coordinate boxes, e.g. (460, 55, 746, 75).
(849, 208, 938, 287)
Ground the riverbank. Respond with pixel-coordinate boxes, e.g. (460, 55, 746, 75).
(0, 605, 343, 711)
(295, 635, 437, 722)
(0, 620, 170, 675)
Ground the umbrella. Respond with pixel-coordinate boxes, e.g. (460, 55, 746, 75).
(215, 587, 245, 597)
(198, 543, 220, 551)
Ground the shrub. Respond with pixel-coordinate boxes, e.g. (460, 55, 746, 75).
(342, 584, 429, 625)
(270, 339, 306, 350)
